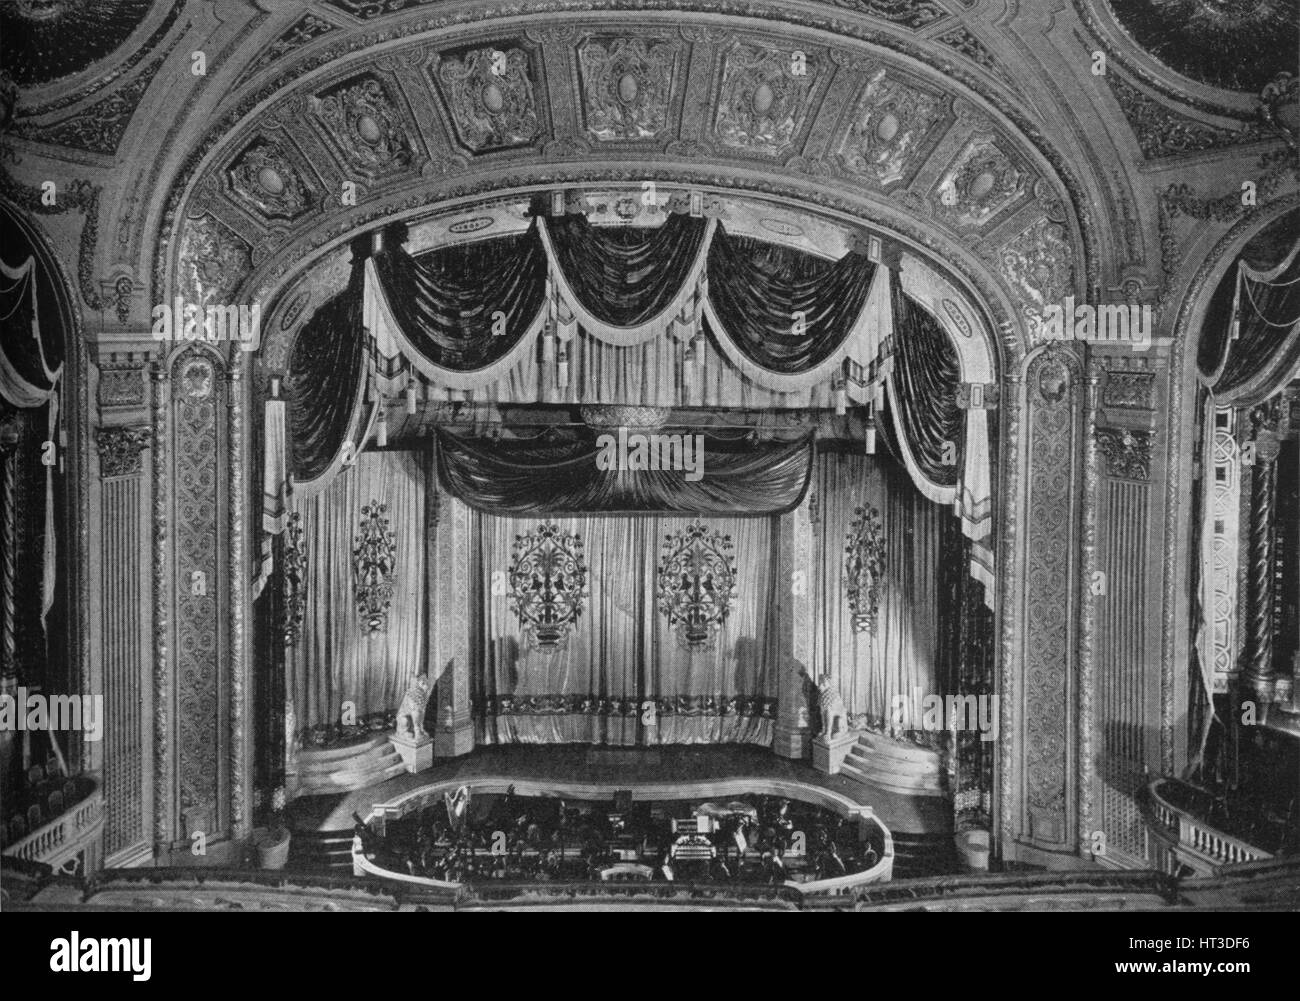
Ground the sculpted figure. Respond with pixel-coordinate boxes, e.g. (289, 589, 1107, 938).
(818, 675, 848, 738)
(396, 674, 431, 740)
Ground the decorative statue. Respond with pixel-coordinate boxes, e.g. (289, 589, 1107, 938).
(818, 675, 848, 738)
(396, 674, 431, 740)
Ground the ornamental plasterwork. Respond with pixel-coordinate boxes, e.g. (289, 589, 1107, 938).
(310, 75, 415, 177)
(226, 140, 314, 222)
(95, 426, 150, 478)
(432, 45, 541, 152)
(714, 42, 820, 157)
(176, 213, 253, 309)
(1095, 427, 1153, 482)
(934, 135, 1029, 229)
(1000, 215, 1074, 337)
(577, 36, 680, 142)
(837, 68, 946, 187)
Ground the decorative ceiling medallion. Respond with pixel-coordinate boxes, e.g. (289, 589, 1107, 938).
(934, 136, 1029, 228)
(280, 512, 307, 647)
(353, 501, 396, 634)
(844, 504, 886, 634)
(507, 521, 589, 650)
(656, 520, 738, 651)
(227, 140, 313, 221)
(838, 69, 945, 187)
(714, 43, 819, 157)
(310, 75, 414, 177)
(577, 35, 679, 142)
(432, 44, 541, 153)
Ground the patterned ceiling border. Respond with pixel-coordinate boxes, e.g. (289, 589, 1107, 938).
(151, 4, 1101, 335)
(1105, 72, 1270, 161)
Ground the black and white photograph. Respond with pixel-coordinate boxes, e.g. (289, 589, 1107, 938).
(0, 0, 1297, 965)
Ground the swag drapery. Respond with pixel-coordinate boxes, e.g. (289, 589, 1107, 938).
(262, 206, 996, 602)
(474, 512, 780, 747)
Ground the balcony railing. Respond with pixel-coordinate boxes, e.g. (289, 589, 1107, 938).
(1143, 778, 1271, 875)
(2, 779, 103, 875)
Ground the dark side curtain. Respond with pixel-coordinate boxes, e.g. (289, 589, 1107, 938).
(706, 226, 876, 373)
(889, 272, 963, 487)
(372, 222, 548, 372)
(435, 428, 813, 515)
(545, 212, 707, 326)
(287, 265, 366, 483)
(1197, 234, 1300, 406)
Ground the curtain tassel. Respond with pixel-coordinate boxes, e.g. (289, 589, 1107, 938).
(376, 405, 388, 448)
(405, 379, 418, 415)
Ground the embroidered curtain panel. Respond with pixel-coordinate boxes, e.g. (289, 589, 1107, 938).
(474, 512, 779, 747)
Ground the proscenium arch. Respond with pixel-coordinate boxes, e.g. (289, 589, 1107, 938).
(154, 8, 1101, 375)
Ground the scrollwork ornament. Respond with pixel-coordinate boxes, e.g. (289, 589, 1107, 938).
(656, 520, 738, 650)
(506, 520, 589, 650)
(353, 500, 396, 633)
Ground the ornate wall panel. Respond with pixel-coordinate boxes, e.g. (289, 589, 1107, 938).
(576, 35, 681, 143)
(169, 349, 227, 839)
(1019, 349, 1082, 852)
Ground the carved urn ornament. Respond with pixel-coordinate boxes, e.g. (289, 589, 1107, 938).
(844, 504, 886, 634)
(507, 520, 589, 650)
(353, 501, 396, 634)
(656, 519, 738, 650)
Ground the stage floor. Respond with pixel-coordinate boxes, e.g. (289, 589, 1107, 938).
(288, 743, 952, 836)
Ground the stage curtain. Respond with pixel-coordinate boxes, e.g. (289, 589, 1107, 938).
(885, 272, 963, 492)
(474, 512, 778, 746)
(435, 428, 813, 515)
(705, 228, 876, 373)
(809, 451, 949, 744)
(287, 449, 426, 737)
(286, 264, 369, 488)
(543, 212, 708, 327)
(366, 222, 550, 392)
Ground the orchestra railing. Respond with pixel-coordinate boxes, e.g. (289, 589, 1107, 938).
(1142, 778, 1271, 877)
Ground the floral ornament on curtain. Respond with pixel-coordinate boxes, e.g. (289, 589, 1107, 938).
(656, 519, 738, 650)
(353, 500, 396, 634)
(845, 504, 886, 634)
(280, 512, 307, 646)
(507, 520, 590, 650)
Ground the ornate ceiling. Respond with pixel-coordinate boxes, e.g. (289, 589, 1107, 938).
(0, 0, 1295, 373)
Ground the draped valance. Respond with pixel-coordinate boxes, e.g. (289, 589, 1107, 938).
(270, 206, 997, 599)
(435, 428, 814, 516)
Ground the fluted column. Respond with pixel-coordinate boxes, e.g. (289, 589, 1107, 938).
(1242, 434, 1279, 704)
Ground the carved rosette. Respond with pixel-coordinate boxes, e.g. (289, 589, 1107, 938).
(506, 520, 589, 650)
(433, 46, 540, 152)
(844, 504, 887, 634)
(656, 519, 738, 650)
(95, 425, 150, 477)
(714, 43, 818, 157)
(311, 75, 414, 176)
(577, 36, 678, 142)
(934, 136, 1029, 229)
(353, 500, 396, 634)
(227, 140, 312, 221)
(1095, 427, 1153, 481)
